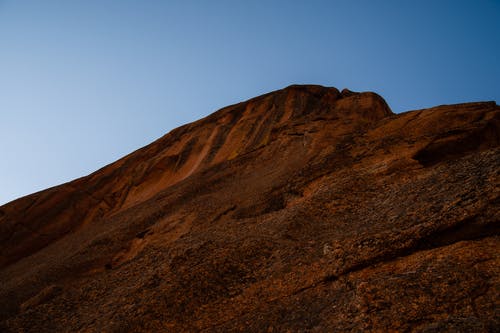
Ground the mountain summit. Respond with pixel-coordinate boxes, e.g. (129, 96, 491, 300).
(1, 85, 499, 332)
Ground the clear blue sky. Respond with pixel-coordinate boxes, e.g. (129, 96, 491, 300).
(1, 0, 499, 205)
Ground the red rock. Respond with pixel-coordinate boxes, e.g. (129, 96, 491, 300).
(0, 85, 498, 332)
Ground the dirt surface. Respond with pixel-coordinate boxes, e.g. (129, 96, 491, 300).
(0, 85, 499, 332)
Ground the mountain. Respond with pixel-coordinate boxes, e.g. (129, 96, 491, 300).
(0, 85, 499, 332)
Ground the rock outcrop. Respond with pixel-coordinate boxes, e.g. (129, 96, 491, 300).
(0, 85, 498, 332)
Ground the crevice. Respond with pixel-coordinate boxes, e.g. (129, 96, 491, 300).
(413, 118, 500, 167)
(135, 228, 152, 239)
(211, 205, 237, 223)
(174, 137, 198, 171)
(291, 218, 499, 300)
(417, 216, 499, 250)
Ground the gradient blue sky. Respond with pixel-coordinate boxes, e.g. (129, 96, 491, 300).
(1, 0, 499, 205)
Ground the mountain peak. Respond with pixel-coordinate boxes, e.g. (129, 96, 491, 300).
(220, 84, 392, 124)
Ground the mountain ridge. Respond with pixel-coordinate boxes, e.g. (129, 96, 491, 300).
(0, 85, 392, 269)
(1, 85, 498, 332)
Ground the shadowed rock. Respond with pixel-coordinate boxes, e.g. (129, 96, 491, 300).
(0, 85, 498, 332)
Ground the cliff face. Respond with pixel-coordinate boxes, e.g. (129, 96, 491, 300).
(0, 85, 498, 332)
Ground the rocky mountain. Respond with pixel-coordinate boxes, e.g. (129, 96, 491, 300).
(0, 85, 499, 332)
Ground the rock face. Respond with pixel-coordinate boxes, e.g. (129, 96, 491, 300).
(0, 85, 498, 332)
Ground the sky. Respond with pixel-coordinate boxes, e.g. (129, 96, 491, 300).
(0, 0, 499, 205)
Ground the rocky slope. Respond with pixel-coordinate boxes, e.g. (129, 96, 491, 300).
(0, 85, 499, 332)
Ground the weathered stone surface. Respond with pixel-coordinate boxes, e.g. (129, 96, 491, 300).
(0, 85, 498, 332)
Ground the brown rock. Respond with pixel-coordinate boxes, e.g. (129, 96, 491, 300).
(0, 85, 498, 332)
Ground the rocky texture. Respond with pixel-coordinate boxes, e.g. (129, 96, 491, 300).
(0, 85, 498, 332)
